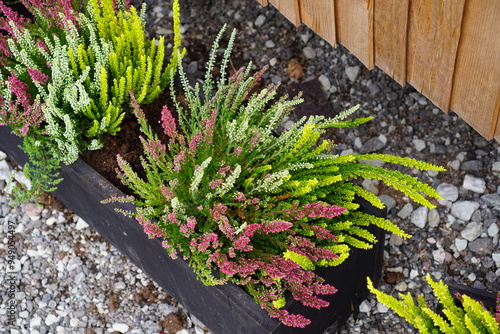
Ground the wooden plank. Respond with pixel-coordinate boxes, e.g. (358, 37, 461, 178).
(299, 0, 337, 47)
(494, 91, 500, 142)
(450, 0, 500, 139)
(334, 0, 374, 69)
(406, 0, 465, 112)
(373, 0, 409, 86)
(256, 0, 268, 5)
(268, 0, 301, 26)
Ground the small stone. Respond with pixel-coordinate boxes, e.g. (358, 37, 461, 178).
(397, 203, 413, 219)
(303, 46, 316, 59)
(469, 238, 494, 254)
(25, 203, 43, 217)
(378, 194, 396, 212)
(0, 159, 11, 180)
(0, 150, 6, 160)
(467, 273, 476, 282)
(411, 206, 428, 228)
(70, 318, 80, 327)
(410, 269, 419, 279)
(492, 161, 500, 174)
(412, 139, 426, 152)
(481, 194, 500, 206)
(66, 257, 83, 271)
(318, 74, 331, 91)
(417, 96, 428, 105)
(46, 217, 57, 226)
(30, 317, 42, 327)
(112, 323, 129, 333)
(369, 83, 380, 95)
(460, 222, 482, 241)
(360, 136, 386, 153)
(345, 66, 361, 82)
(75, 217, 89, 230)
(455, 238, 468, 251)
(265, 40, 275, 48)
(436, 183, 459, 203)
(359, 300, 371, 313)
(492, 253, 500, 266)
(376, 302, 389, 313)
(463, 175, 486, 193)
(156, 27, 171, 36)
(461, 160, 483, 171)
(45, 314, 59, 326)
(361, 179, 379, 195)
(488, 223, 499, 237)
(394, 281, 408, 292)
(432, 246, 446, 264)
(269, 58, 277, 66)
(451, 201, 480, 221)
(254, 14, 266, 27)
(389, 234, 403, 246)
(427, 209, 440, 228)
(14, 172, 31, 190)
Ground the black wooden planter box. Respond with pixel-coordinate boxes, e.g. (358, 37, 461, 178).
(0, 126, 386, 334)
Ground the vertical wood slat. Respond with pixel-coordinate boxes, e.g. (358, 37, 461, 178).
(450, 0, 500, 139)
(299, 0, 336, 47)
(494, 91, 500, 141)
(373, 0, 409, 86)
(334, 0, 374, 69)
(268, 0, 301, 26)
(406, 0, 465, 112)
(256, 0, 268, 5)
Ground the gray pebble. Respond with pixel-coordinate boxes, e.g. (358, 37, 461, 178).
(462, 175, 486, 194)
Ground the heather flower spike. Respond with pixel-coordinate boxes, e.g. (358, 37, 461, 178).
(107, 26, 445, 327)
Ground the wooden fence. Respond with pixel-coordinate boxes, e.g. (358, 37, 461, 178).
(256, 0, 500, 141)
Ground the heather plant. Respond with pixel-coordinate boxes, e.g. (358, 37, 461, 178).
(105, 26, 445, 327)
(0, 0, 183, 202)
(368, 275, 500, 333)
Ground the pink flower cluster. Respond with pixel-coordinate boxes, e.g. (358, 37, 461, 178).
(296, 202, 347, 219)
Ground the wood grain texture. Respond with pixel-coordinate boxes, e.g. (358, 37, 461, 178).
(299, 0, 336, 47)
(334, 0, 374, 69)
(406, 0, 465, 111)
(373, 0, 409, 85)
(256, 0, 268, 5)
(268, 0, 301, 26)
(450, 0, 500, 139)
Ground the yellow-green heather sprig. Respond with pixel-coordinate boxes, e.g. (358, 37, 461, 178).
(368, 274, 500, 333)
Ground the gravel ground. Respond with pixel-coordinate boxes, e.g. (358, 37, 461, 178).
(1, 0, 499, 333)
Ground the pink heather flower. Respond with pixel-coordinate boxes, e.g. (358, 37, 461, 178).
(233, 147, 243, 156)
(260, 221, 293, 234)
(233, 192, 246, 202)
(173, 151, 185, 171)
(142, 137, 167, 164)
(186, 217, 197, 229)
(250, 129, 259, 148)
(0, 2, 27, 31)
(129, 92, 145, 119)
(9, 72, 31, 107)
(296, 202, 346, 220)
(161, 105, 178, 138)
(160, 185, 175, 200)
(309, 225, 337, 240)
(188, 132, 202, 155)
(234, 236, 252, 252)
(167, 211, 180, 224)
(251, 198, 260, 205)
(142, 222, 163, 238)
(27, 68, 49, 85)
(161, 240, 178, 259)
(218, 166, 231, 174)
(201, 108, 217, 145)
(209, 179, 223, 189)
(240, 223, 261, 238)
(37, 40, 49, 52)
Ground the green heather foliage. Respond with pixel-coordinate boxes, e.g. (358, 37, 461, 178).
(0, 0, 183, 202)
(106, 26, 446, 328)
(368, 275, 500, 334)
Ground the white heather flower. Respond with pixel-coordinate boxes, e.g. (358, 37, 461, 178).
(214, 164, 241, 197)
(190, 157, 212, 195)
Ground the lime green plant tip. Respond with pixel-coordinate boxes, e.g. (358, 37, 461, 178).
(367, 274, 500, 333)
